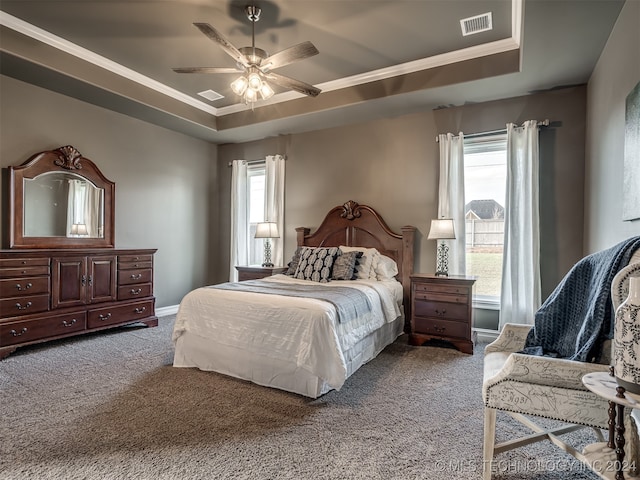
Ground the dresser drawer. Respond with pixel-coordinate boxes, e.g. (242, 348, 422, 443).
(117, 269, 152, 285)
(118, 255, 153, 268)
(118, 283, 152, 300)
(88, 300, 155, 328)
(414, 291, 468, 304)
(413, 282, 469, 296)
(0, 277, 50, 297)
(0, 294, 50, 318)
(0, 258, 50, 268)
(0, 266, 50, 278)
(413, 317, 470, 340)
(413, 299, 468, 321)
(0, 311, 86, 347)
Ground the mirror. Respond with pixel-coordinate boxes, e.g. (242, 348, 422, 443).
(23, 172, 105, 238)
(7, 146, 115, 249)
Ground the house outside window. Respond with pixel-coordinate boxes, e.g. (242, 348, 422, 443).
(463, 134, 507, 305)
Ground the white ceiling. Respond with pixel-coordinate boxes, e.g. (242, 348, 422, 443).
(0, 0, 625, 144)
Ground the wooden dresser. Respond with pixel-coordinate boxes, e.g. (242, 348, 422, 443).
(235, 265, 288, 281)
(409, 274, 476, 354)
(0, 248, 157, 359)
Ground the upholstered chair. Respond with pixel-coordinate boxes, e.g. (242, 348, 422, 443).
(482, 256, 640, 480)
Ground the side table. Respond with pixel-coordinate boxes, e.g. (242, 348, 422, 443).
(235, 265, 288, 281)
(582, 371, 640, 480)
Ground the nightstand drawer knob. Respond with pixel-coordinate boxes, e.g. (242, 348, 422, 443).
(435, 309, 447, 316)
(434, 326, 446, 333)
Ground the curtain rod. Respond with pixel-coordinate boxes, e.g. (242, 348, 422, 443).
(435, 119, 550, 143)
(227, 157, 288, 167)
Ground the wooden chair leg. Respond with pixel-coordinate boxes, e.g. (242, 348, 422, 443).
(483, 407, 497, 480)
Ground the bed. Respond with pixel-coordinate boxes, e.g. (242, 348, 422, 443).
(172, 200, 416, 398)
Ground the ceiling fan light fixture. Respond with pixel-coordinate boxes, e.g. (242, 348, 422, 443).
(230, 76, 249, 95)
(260, 82, 275, 100)
(245, 87, 258, 102)
(247, 71, 263, 91)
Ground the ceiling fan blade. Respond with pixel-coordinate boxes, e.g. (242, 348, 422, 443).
(172, 67, 241, 74)
(193, 22, 248, 68)
(261, 41, 319, 70)
(266, 72, 321, 97)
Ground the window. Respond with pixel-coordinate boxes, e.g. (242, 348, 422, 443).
(463, 134, 507, 304)
(247, 164, 266, 265)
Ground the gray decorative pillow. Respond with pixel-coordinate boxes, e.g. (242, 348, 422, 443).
(285, 247, 303, 275)
(331, 251, 363, 280)
(294, 247, 340, 283)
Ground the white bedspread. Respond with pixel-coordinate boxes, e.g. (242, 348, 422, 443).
(172, 274, 402, 391)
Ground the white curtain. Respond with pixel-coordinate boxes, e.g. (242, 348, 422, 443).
(230, 160, 249, 281)
(499, 120, 541, 327)
(437, 133, 466, 275)
(265, 155, 285, 267)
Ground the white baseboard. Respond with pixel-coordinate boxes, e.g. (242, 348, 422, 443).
(474, 327, 499, 343)
(156, 304, 179, 317)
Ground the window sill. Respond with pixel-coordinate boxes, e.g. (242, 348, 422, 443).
(472, 296, 500, 311)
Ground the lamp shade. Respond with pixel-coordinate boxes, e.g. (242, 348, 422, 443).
(70, 223, 88, 235)
(255, 222, 279, 239)
(427, 219, 456, 240)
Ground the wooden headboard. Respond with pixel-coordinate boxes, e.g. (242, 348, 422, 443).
(296, 200, 416, 324)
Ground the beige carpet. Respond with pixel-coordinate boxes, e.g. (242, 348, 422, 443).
(0, 316, 602, 479)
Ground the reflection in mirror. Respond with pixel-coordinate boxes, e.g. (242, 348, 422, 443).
(23, 172, 105, 238)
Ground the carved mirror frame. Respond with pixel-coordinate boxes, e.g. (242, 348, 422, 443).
(8, 146, 115, 249)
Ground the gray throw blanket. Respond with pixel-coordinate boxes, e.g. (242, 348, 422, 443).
(523, 236, 640, 362)
(211, 280, 372, 324)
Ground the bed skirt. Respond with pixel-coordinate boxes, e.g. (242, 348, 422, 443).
(173, 315, 404, 398)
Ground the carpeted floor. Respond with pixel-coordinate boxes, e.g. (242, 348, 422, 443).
(0, 316, 604, 479)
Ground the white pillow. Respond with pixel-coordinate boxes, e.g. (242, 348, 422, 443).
(339, 245, 380, 280)
(375, 255, 399, 280)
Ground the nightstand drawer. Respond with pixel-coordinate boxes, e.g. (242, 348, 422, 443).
(413, 318, 469, 340)
(413, 282, 469, 295)
(413, 299, 468, 321)
(414, 291, 468, 304)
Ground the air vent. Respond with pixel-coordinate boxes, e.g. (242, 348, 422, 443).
(460, 12, 493, 36)
(197, 89, 224, 101)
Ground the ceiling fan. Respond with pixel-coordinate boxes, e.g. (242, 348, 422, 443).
(173, 5, 321, 104)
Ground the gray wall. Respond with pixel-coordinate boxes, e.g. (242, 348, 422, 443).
(0, 75, 217, 308)
(585, 0, 640, 252)
(217, 87, 589, 330)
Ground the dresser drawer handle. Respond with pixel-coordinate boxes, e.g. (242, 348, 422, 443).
(10, 327, 28, 337)
(434, 326, 446, 333)
(130, 288, 142, 295)
(15, 282, 33, 291)
(21, 260, 27, 265)
(130, 273, 143, 280)
(15, 302, 33, 310)
(21, 270, 28, 274)
(134, 306, 146, 314)
(434, 309, 447, 316)
(62, 318, 77, 327)
(98, 313, 112, 321)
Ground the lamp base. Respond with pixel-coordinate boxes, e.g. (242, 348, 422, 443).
(261, 262, 274, 268)
(435, 242, 450, 277)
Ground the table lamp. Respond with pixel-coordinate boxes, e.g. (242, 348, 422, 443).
(255, 222, 279, 267)
(427, 218, 456, 276)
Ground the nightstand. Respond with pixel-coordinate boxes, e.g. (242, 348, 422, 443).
(409, 274, 476, 354)
(235, 265, 288, 281)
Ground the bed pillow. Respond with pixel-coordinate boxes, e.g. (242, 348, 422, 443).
(339, 246, 380, 280)
(285, 247, 303, 275)
(294, 247, 340, 283)
(331, 251, 363, 280)
(375, 254, 399, 280)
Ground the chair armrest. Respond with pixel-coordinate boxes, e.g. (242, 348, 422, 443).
(484, 352, 610, 392)
(485, 323, 533, 354)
